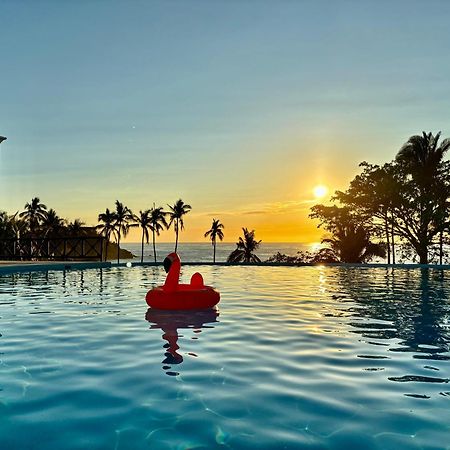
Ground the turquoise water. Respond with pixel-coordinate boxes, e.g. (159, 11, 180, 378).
(1, 266, 450, 449)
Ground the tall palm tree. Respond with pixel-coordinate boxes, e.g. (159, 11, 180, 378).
(19, 197, 47, 235)
(97, 208, 117, 261)
(114, 200, 133, 264)
(396, 131, 450, 264)
(131, 210, 153, 263)
(227, 228, 261, 263)
(149, 205, 168, 263)
(396, 131, 450, 182)
(204, 219, 224, 263)
(167, 199, 191, 253)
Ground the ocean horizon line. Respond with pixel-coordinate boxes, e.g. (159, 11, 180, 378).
(122, 241, 317, 245)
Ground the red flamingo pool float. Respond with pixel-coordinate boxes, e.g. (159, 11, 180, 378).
(146, 253, 220, 310)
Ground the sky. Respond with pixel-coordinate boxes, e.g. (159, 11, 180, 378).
(1, 0, 450, 244)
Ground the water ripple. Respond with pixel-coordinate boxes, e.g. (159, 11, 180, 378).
(0, 266, 450, 448)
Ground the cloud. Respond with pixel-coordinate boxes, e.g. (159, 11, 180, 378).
(193, 195, 325, 221)
(242, 210, 266, 215)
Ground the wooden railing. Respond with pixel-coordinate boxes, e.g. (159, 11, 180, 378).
(0, 236, 104, 261)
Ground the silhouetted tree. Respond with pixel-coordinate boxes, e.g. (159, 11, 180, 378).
(394, 131, 450, 264)
(227, 228, 261, 263)
(149, 206, 168, 263)
(114, 200, 133, 264)
(204, 219, 224, 263)
(327, 132, 450, 264)
(19, 197, 47, 235)
(67, 219, 85, 237)
(396, 131, 450, 182)
(310, 205, 386, 263)
(6, 213, 26, 240)
(42, 209, 65, 237)
(168, 199, 191, 253)
(0, 211, 15, 240)
(131, 210, 152, 263)
(97, 208, 117, 261)
(334, 162, 402, 263)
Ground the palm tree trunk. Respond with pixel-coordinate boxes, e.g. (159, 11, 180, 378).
(439, 231, 443, 265)
(391, 221, 395, 264)
(117, 231, 121, 264)
(105, 237, 109, 262)
(175, 219, 179, 253)
(213, 239, 216, 263)
(385, 217, 391, 264)
(141, 229, 144, 264)
(152, 228, 157, 263)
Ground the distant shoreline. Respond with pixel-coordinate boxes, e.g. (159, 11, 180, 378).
(1, 260, 450, 277)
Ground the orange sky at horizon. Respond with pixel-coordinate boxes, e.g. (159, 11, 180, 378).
(121, 187, 334, 244)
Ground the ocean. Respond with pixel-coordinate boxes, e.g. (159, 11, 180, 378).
(120, 242, 314, 263)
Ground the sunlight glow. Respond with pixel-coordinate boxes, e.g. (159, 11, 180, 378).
(310, 242, 322, 252)
(313, 185, 328, 199)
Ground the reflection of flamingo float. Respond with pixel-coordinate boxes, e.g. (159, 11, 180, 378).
(146, 253, 220, 310)
(146, 308, 219, 376)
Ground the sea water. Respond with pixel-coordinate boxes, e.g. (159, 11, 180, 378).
(121, 242, 313, 263)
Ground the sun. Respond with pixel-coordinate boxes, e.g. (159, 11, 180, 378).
(313, 185, 328, 199)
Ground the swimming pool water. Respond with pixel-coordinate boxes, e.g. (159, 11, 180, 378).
(0, 266, 449, 449)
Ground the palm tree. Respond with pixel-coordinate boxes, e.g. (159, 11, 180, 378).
(97, 208, 117, 261)
(227, 228, 261, 263)
(396, 131, 450, 182)
(321, 224, 386, 263)
(149, 205, 168, 263)
(67, 219, 85, 236)
(204, 219, 224, 263)
(8, 212, 27, 240)
(19, 197, 47, 235)
(396, 131, 450, 264)
(167, 199, 191, 253)
(42, 209, 65, 237)
(1, 212, 27, 260)
(0, 211, 14, 239)
(114, 200, 133, 264)
(131, 210, 153, 263)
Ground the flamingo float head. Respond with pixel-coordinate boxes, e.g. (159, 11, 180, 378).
(163, 252, 180, 273)
(163, 253, 181, 291)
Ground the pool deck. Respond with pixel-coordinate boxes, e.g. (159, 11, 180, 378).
(2, 260, 450, 275)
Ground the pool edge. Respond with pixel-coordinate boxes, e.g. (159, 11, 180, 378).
(0, 261, 112, 275)
(2, 260, 450, 275)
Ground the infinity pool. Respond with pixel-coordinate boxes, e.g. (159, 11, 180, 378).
(0, 266, 449, 449)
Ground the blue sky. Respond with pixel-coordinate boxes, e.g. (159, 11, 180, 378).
(1, 0, 450, 242)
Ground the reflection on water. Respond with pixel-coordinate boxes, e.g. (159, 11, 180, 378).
(335, 268, 450, 391)
(145, 308, 219, 376)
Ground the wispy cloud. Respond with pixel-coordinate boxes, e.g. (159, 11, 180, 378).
(197, 198, 318, 218)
